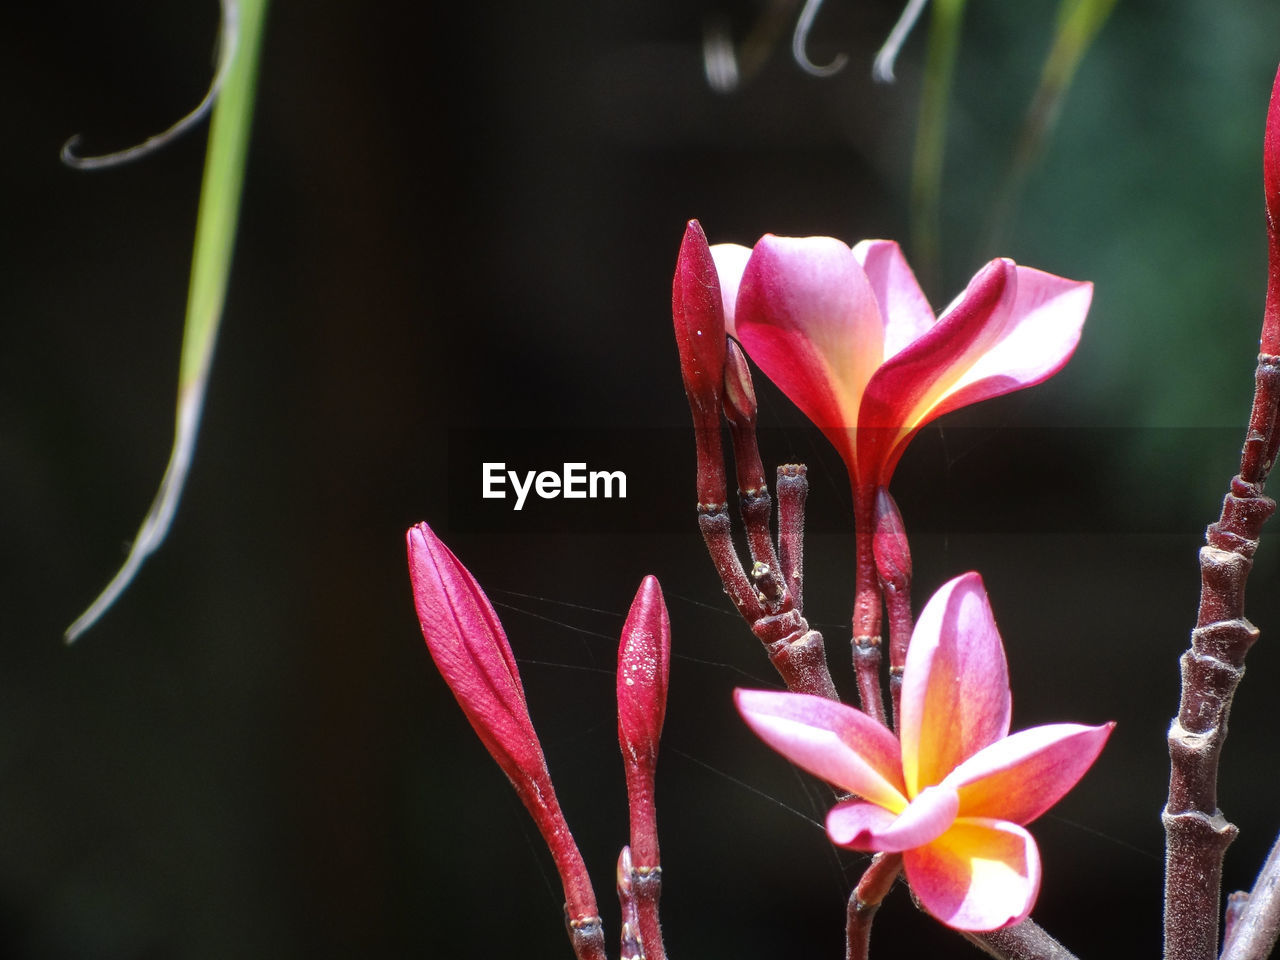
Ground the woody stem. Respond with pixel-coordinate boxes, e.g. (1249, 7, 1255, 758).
(845, 853, 902, 960)
(1220, 830, 1280, 960)
(962, 920, 1080, 960)
(1163, 352, 1280, 960)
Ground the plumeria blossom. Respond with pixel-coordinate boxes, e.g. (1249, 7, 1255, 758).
(736, 572, 1113, 931)
(709, 235, 1092, 491)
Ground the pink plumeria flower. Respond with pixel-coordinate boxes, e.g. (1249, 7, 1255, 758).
(735, 572, 1113, 931)
(710, 237, 1092, 491)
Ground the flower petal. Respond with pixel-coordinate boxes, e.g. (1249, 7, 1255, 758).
(942, 722, 1114, 825)
(852, 239, 935, 357)
(904, 818, 1041, 931)
(856, 259, 1012, 485)
(899, 573, 1011, 797)
(735, 235, 885, 471)
(825, 800, 898, 849)
(710, 242, 752, 338)
(827, 785, 959, 852)
(925, 266, 1092, 421)
(734, 689, 907, 810)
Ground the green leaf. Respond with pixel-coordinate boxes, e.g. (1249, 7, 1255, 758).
(65, 0, 270, 643)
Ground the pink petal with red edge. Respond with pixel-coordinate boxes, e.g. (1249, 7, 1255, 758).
(904, 818, 1041, 931)
(710, 242, 752, 338)
(734, 689, 907, 810)
(899, 573, 1011, 797)
(856, 260, 1012, 485)
(735, 235, 885, 470)
(827, 785, 959, 853)
(852, 239, 935, 357)
(943, 721, 1114, 825)
(926, 266, 1092, 422)
(825, 800, 898, 850)
(407, 523, 545, 780)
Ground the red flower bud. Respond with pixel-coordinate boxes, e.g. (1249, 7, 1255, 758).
(407, 522, 543, 784)
(721, 339, 758, 429)
(674, 220, 731, 507)
(672, 220, 728, 424)
(872, 486, 912, 588)
(617, 576, 671, 777)
(1263, 63, 1280, 354)
(406, 522, 602, 943)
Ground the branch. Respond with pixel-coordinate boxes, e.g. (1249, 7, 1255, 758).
(1164, 64, 1280, 960)
(961, 920, 1079, 960)
(1220, 831, 1280, 960)
(777, 464, 809, 614)
(846, 853, 902, 960)
(1163, 358, 1279, 960)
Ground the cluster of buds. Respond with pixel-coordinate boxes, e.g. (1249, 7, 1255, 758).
(407, 523, 670, 960)
(671, 221, 840, 703)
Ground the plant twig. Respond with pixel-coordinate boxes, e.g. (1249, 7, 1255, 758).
(1220, 832, 1280, 960)
(674, 221, 839, 700)
(961, 920, 1079, 960)
(1163, 63, 1280, 960)
(872, 487, 914, 729)
(777, 464, 809, 614)
(1162, 363, 1278, 960)
(846, 853, 902, 960)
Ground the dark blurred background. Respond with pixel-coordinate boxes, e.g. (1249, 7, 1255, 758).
(4, 0, 1280, 956)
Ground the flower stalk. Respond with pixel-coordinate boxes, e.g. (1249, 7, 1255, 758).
(873, 487, 915, 728)
(723, 339, 787, 603)
(617, 576, 671, 960)
(1163, 63, 1280, 960)
(406, 523, 606, 960)
(674, 221, 840, 701)
(1220, 832, 1280, 960)
(853, 483, 889, 726)
(962, 920, 1080, 960)
(776, 463, 810, 614)
(617, 847, 647, 960)
(846, 852, 903, 960)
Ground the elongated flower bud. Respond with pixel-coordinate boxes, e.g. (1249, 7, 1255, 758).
(673, 220, 728, 423)
(722, 338, 769, 501)
(872, 486, 912, 588)
(406, 523, 603, 953)
(673, 219, 729, 506)
(617, 576, 671, 779)
(1263, 63, 1280, 355)
(616, 576, 670, 959)
(721, 339, 758, 429)
(407, 522, 542, 783)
